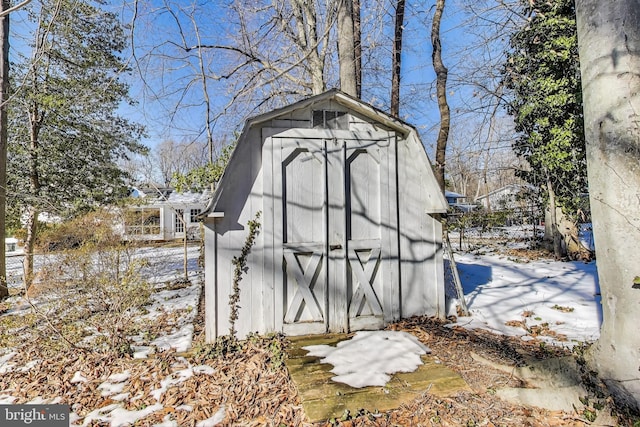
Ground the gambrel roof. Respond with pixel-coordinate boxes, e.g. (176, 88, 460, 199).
(205, 89, 448, 216)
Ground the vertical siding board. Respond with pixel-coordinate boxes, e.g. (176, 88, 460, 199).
(379, 133, 394, 324)
(262, 134, 276, 333)
(327, 138, 347, 332)
(387, 134, 401, 321)
(216, 234, 233, 337)
(250, 126, 264, 335)
(273, 137, 285, 333)
(204, 222, 217, 342)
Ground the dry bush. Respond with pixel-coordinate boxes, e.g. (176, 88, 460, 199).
(29, 210, 152, 356)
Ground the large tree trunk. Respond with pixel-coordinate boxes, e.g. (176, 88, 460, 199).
(391, 0, 405, 117)
(546, 177, 564, 259)
(352, 0, 361, 98)
(337, 0, 357, 96)
(24, 103, 42, 290)
(289, 0, 326, 95)
(432, 0, 450, 192)
(576, 0, 640, 411)
(0, 0, 9, 300)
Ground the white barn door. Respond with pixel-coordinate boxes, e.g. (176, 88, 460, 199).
(343, 136, 399, 331)
(273, 137, 328, 335)
(267, 130, 398, 335)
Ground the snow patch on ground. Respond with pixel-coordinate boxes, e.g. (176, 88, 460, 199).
(79, 402, 164, 427)
(151, 324, 195, 353)
(151, 367, 194, 401)
(0, 351, 17, 374)
(0, 395, 16, 404)
(71, 371, 88, 384)
(195, 405, 226, 427)
(451, 252, 601, 346)
(303, 330, 431, 388)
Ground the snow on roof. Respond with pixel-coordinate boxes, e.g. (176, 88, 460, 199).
(141, 190, 212, 206)
(445, 190, 466, 199)
(166, 190, 211, 204)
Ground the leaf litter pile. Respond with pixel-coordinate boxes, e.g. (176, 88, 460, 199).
(0, 244, 638, 426)
(1, 307, 636, 426)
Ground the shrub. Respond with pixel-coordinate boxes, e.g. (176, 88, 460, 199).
(31, 210, 152, 356)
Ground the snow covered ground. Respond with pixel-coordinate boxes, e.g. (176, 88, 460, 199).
(452, 251, 600, 346)
(446, 225, 601, 347)
(0, 228, 603, 425)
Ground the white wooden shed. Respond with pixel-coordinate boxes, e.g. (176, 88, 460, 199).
(203, 90, 448, 341)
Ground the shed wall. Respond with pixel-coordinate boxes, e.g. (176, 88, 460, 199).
(205, 124, 268, 341)
(397, 135, 445, 318)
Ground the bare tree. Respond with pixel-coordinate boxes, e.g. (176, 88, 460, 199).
(337, 0, 357, 96)
(353, 0, 361, 98)
(390, 0, 405, 117)
(155, 139, 208, 186)
(131, 0, 341, 140)
(428, 0, 524, 195)
(446, 114, 521, 201)
(432, 0, 450, 192)
(0, 0, 9, 300)
(162, 3, 216, 161)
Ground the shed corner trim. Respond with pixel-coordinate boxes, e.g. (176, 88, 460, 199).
(207, 211, 225, 219)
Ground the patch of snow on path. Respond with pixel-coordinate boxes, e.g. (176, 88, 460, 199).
(303, 330, 431, 388)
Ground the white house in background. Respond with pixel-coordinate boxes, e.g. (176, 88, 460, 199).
(202, 89, 449, 341)
(445, 190, 476, 213)
(123, 189, 211, 241)
(475, 184, 534, 211)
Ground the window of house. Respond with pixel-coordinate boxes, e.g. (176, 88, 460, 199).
(190, 208, 202, 223)
(175, 209, 184, 233)
(125, 208, 160, 235)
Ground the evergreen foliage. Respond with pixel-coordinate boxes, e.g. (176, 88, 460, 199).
(171, 142, 235, 193)
(7, 0, 146, 219)
(502, 0, 587, 218)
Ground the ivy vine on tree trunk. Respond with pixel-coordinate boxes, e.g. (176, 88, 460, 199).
(501, 0, 587, 259)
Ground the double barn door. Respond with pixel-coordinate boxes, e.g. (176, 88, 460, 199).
(264, 129, 399, 335)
